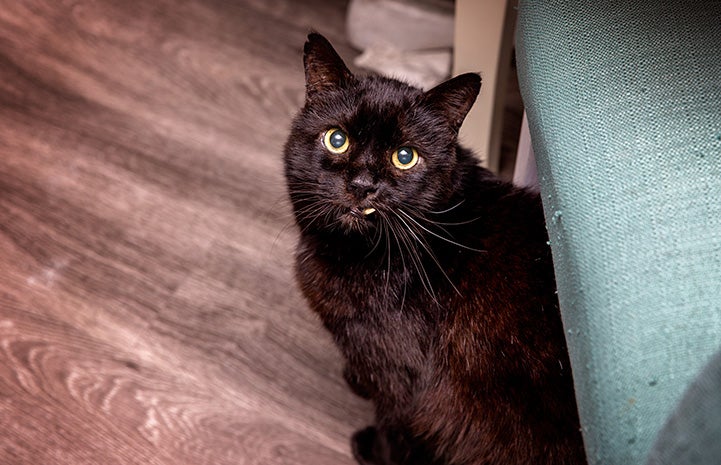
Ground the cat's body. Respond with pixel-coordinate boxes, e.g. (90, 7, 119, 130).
(285, 33, 586, 465)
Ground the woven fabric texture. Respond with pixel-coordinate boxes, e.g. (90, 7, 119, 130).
(646, 347, 721, 465)
(515, 1, 721, 464)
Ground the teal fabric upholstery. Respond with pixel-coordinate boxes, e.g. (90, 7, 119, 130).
(515, 1, 721, 464)
(646, 347, 721, 465)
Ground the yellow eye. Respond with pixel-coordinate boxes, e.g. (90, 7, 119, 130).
(391, 146, 419, 170)
(323, 128, 349, 154)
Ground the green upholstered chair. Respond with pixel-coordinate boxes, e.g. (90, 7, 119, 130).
(515, 1, 721, 464)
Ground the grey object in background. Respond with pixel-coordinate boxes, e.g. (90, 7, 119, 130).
(353, 46, 451, 90)
(346, 0, 454, 88)
(346, 0, 454, 51)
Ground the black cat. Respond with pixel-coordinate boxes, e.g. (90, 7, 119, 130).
(284, 33, 586, 465)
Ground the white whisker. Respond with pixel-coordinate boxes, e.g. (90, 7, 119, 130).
(423, 199, 465, 215)
(398, 209, 487, 254)
(395, 211, 461, 298)
(392, 212, 441, 303)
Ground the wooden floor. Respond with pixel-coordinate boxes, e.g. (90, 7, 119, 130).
(0, 1, 375, 463)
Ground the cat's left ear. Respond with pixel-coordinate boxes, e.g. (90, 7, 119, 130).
(303, 32, 353, 100)
(422, 73, 481, 132)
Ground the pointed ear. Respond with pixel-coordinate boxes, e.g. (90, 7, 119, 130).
(303, 32, 353, 100)
(422, 73, 481, 132)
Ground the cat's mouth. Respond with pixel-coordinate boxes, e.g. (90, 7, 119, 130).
(348, 206, 376, 218)
(340, 206, 377, 232)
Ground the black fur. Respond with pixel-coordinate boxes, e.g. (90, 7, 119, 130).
(284, 33, 586, 465)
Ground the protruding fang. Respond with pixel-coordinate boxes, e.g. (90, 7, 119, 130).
(363, 207, 376, 216)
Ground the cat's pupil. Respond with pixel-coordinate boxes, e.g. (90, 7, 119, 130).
(329, 130, 347, 149)
(397, 147, 413, 165)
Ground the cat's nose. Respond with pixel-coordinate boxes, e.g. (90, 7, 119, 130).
(348, 172, 377, 199)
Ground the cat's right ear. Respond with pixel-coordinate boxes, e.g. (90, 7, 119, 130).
(303, 32, 353, 100)
(422, 73, 481, 133)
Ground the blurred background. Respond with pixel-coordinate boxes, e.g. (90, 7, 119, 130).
(0, 1, 521, 463)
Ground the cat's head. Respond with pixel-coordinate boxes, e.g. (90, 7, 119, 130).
(284, 33, 480, 238)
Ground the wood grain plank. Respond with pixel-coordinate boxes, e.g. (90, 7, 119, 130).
(0, 0, 367, 463)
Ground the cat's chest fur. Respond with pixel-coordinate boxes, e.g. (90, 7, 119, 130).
(295, 237, 438, 405)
